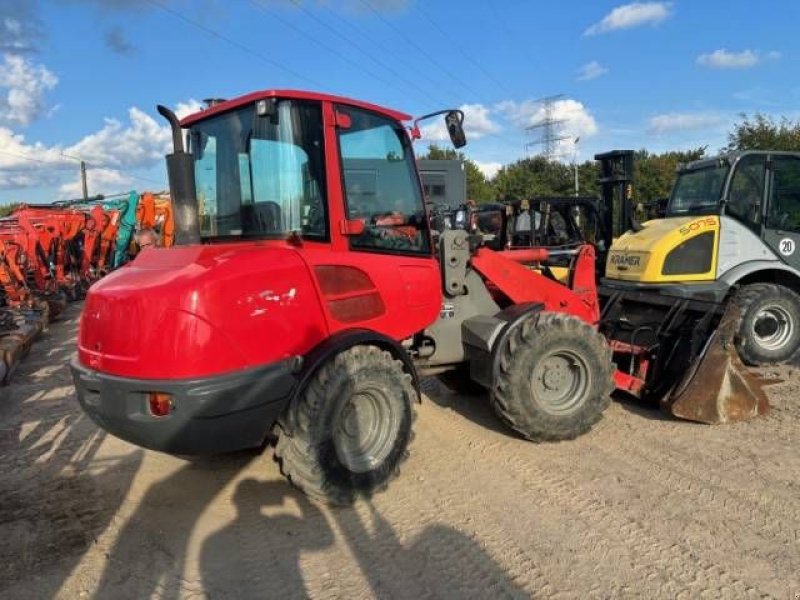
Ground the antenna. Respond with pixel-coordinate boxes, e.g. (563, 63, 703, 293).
(524, 94, 569, 161)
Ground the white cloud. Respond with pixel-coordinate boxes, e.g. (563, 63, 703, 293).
(58, 168, 133, 199)
(0, 126, 72, 190)
(0, 100, 198, 192)
(577, 61, 609, 81)
(585, 2, 672, 35)
(696, 49, 758, 69)
(474, 160, 502, 179)
(175, 99, 204, 119)
(496, 97, 597, 158)
(420, 103, 500, 143)
(647, 112, 726, 135)
(696, 48, 782, 69)
(0, 53, 58, 126)
(64, 107, 172, 168)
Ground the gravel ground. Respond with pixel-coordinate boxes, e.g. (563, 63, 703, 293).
(0, 303, 798, 599)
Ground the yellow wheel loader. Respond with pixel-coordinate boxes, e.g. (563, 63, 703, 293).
(600, 150, 800, 423)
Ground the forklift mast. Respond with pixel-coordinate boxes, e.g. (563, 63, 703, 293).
(594, 150, 635, 250)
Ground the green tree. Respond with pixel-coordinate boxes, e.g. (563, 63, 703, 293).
(0, 202, 22, 217)
(419, 145, 494, 203)
(634, 148, 706, 202)
(492, 156, 603, 200)
(726, 113, 800, 151)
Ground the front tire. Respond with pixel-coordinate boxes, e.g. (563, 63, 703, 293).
(274, 345, 415, 505)
(733, 283, 800, 365)
(492, 312, 614, 442)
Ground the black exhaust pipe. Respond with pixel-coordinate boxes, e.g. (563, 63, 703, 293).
(157, 104, 201, 246)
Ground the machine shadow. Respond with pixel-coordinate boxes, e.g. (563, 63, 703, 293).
(330, 498, 529, 599)
(94, 451, 258, 599)
(196, 478, 530, 599)
(420, 376, 519, 438)
(611, 390, 675, 422)
(425, 373, 678, 429)
(0, 303, 143, 599)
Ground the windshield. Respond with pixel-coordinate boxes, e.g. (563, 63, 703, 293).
(189, 100, 327, 239)
(667, 164, 729, 216)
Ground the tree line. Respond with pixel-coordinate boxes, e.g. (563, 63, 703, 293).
(421, 113, 800, 204)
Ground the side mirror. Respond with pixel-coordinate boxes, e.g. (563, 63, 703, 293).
(446, 110, 467, 149)
(412, 109, 468, 149)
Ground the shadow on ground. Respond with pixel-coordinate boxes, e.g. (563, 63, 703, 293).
(0, 305, 143, 598)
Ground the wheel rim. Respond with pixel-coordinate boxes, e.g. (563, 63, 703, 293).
(334, 386, 400, 474)
(752, 305, 795, 351)
(531, 349, 590, 416)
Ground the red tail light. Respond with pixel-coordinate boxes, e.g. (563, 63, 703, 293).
(148, 392, 173, 417)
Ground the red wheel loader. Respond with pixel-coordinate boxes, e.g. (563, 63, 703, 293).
(70, 91, 754, 504)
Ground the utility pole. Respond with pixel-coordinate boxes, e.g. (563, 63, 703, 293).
(62, 152, 89, 199)
(80, 161, 88, 200)
(524, 94, 569, 161)
(573, 136, 580, 197)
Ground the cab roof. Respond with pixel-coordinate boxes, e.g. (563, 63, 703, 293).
(681, 149, 800, 172)
(179, 89, 412, 127)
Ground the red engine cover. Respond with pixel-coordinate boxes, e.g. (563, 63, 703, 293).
(79, 243, 327, 379)
(78, 241, 442, 380)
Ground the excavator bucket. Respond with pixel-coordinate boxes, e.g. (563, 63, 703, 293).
(663, 305, 771, 424)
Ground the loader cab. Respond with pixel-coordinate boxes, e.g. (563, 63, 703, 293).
(177, 90, 467, 342)
(669, 151, 800, 270)
(182, 91, 460, 255)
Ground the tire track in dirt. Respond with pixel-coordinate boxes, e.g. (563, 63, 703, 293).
(418, 383, 775, 598)
(592, 426, 800, 539)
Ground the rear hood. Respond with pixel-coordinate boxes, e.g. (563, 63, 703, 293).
(606, 216, 719, 282)
(79, 243, 327, 379)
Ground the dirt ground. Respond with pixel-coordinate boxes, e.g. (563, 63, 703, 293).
(0, 303, 798, 599)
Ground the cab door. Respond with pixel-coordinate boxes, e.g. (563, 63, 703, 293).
(304, 102, 441, 341)
(764, 154, 800, 270)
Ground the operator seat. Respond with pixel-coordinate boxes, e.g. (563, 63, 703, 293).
(246, 201, 282, 234)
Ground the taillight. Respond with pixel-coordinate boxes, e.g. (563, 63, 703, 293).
(148, 392, 174, 417)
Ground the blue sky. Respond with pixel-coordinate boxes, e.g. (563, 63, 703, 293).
(1, 0, 799, 203)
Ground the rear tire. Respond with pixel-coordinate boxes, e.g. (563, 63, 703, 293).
(273, 345, 415, 505)
(733, 283, 800, 365)
(492, 312, 614, 442)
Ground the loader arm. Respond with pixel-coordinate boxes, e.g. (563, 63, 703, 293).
(470, 243, 600, 324)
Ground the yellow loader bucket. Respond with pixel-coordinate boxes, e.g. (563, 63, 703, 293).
(662, 305, 771, 424)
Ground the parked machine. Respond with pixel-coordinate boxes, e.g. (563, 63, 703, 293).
(601, 150, 797, 422)
(71, 90, 622, 504)
(0, 192, 176, 384)
(70, 91, 771, 504)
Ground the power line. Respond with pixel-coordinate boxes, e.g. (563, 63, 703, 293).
(144, 0, 323, 88)
(0, 149, 166, 187)
(287, 0, 454, 107)
(355, 0, 488, 103)
(413, 3, 515, 97)
(249, 1, 447, 107)
(316, 3, 457, 103)
(0, 149, 72, 166)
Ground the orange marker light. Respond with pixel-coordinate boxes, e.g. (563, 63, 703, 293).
(148, 392, 173, 417)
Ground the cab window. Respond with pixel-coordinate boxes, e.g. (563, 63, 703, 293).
(726, 154, 766, 229)
(190, 100, 327, 240)
(767, 155, 800, 233)
(337, 105, 430, 254)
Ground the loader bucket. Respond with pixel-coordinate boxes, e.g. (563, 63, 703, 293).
(663, 305, 770, 424)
